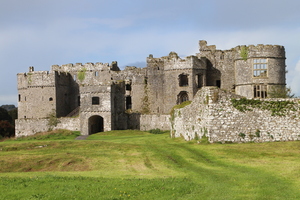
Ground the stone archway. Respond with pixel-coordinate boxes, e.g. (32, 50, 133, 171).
(88, 115, 104, 135)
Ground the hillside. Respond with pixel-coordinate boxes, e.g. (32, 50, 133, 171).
(0, 130, 300, 199)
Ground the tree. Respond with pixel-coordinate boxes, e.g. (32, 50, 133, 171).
(268, 86, 295, 98)
(0, 120, 15, 138)
(0, 107, 12, 123)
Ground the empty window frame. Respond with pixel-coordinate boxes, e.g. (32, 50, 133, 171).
(179, 74, 189, 87)
(126, 96, 132, 110)
(253, 59, 268, 77)
(126, 84, 132, 91)
(92, 97, 100, 105)
(95, 71, 99, 77)
(177, 91, 189, 104)
(254, 85, 267, 98)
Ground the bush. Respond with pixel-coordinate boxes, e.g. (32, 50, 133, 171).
(0, 120, 15, 138)
(148, 128, 164, 134)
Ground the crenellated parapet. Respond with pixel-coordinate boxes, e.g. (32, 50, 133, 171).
(51, 61, 120, 72)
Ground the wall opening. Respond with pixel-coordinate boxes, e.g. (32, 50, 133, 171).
(197, 74, 203, 88)
(126, 96, 132, 110)
(88, 115, 104, 135)
(216, 80, 221, 88)
(126, 84, 132, 91)
(92, 97, 100, 105)
(179, 74, 189, 87)
(49, 97, 53, 101)
(18, 94, 21, 102)
(77, 96, 81, 106)
(177, 91, 189, 104)
(254, 85, 267, 98)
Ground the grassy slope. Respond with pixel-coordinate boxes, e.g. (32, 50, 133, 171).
(0, 130, 300, 199)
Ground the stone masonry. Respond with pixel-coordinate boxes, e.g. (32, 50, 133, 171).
(15, 40, 289, 140)
(171, 87, 300, 143)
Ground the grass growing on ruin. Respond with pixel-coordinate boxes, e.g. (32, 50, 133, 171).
(1, 130, 300, 199)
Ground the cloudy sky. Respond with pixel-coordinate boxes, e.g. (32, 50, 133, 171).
(1, 0, 300, 105)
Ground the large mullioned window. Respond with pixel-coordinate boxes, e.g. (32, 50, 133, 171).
(253, 59, 268, 77)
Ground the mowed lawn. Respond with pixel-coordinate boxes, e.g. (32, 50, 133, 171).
(0, 130, 300, 199)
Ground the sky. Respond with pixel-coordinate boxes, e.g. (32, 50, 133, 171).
(1, 0, 300, 106)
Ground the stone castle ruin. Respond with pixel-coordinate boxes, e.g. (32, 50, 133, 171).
(16, 40, 300, 142)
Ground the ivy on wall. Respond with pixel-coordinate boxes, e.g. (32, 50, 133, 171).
(231, 98, 298, 116)
(78, 68, 87, 82)
(240, 46, 248, 61)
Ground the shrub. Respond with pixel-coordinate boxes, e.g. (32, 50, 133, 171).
(148, 128, 164, 134)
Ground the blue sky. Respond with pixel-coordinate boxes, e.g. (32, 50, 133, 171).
(1, 0, 300, 105)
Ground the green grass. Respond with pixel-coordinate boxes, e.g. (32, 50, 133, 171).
(0, 130, 300, 199)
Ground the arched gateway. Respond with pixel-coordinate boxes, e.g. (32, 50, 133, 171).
(88, 115, 104, 135)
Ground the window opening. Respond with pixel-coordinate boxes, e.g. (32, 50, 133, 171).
(49, 97, 53, 101)
(177, 91, 189, 104)
(197, 74, 203, 88)
(78, 96, 81, 106)
(95, 71, 99, 77)
(92, 97, 100, 105)
(216, 80, 221, 88)
(253, 59, 268, 77)
(126, 84, 132, 91)
(179, 74, 189, 87)
(254, 85, 267, 98)
(73, 74, 77, 81)
(126, 96, 132, 110)
(18, 94, 21, 102)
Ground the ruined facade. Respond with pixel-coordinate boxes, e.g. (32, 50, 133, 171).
(15, 40, 287, 137)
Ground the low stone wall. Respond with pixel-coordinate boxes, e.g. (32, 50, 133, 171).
(139, 114, 170, 131)
(172, 87, 300, 143)
(15, 117, 80, 137)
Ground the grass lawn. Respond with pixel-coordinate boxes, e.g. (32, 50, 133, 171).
(0, 130, 300, 199)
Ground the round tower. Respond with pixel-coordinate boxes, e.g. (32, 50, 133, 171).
(234, 44, 286, 98)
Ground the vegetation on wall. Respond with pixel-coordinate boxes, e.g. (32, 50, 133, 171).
(77, 68, 87, 82)
(47, 110, 60, 131)
(141, 82, 150, 114)
(240, 46, 248, 61)
(231, 98, 298, 116)
(170, 101, 192, 119)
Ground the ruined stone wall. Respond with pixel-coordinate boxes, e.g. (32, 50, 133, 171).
(147, 52, 206, 114)
(197, 41, 236, 91)
(112, 67, 146, 113)
(171, 87, 300, 143)
(139, 114, 170, 131)
(15, 117, 80, 137)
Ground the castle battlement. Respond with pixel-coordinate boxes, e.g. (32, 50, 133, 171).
(51, 61, 120, 72)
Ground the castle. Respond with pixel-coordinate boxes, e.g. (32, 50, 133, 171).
(16, 40, 293, 142)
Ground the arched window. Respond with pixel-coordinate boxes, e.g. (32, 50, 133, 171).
(92, 97, 100, 105)
(179, 74, 188, 87)
(177, 91, 189, 104)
